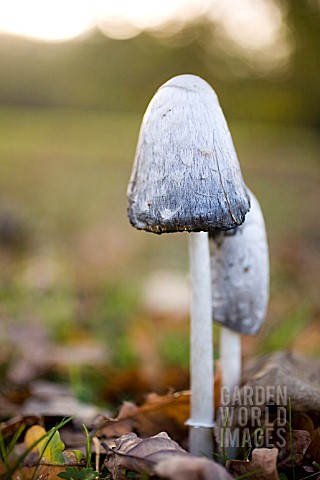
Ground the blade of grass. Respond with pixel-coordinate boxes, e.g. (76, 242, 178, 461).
(221, 406, 229, 461)
(82, 424, 92, 469)
(288, 397, 296, 480)
(313, 461, 320, 471)
(0, 430, 9, 468)
(0, 423, 26, 469)
(8, 423, 27, 457)
(5, 417, 73, 478)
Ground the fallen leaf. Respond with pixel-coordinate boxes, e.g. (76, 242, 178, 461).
(25, 425, 47, 454)
(98, 391, 190, 442)
(291, 413, 320, 464)
(9, 465, 70, 480)
(105, 431, 187, 479)
(62, 449, 83, 465)
(154, 456, 234, 480)
(98, 374, 221, 444)
(242, 352, 320, 412)
(100, 367, 152, 406)
(0, 415, 39, 440)
(276, 426, 311, 468)
(227, 447, 279, 480)
(130, 391, 190, 438)
(105, 431, 232, 480)
(0, 384, 31, 405)
(41, 430, 65, 465)
(24, 425, 65, 465)
(94, 402, 139, 438)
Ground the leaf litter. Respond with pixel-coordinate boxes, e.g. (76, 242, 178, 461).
(1, 352, 320, 479)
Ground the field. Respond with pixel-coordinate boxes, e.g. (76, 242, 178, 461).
(0, 105, 319, 403)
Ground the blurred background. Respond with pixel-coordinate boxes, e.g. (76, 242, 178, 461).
(0, 0, 319, 410)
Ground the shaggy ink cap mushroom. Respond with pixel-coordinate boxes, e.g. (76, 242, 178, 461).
(210, 190, 269, 335)
(127, 74, 250, 234)
(127, 74, 251, 457)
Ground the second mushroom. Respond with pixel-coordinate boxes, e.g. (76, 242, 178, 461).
(210, 189, 270, 393)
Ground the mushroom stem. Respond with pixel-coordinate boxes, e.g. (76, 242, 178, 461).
(220, 327, 241, 393)
(188, 231, 214, 457)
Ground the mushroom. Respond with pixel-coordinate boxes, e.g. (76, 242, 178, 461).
(210, 190, 269, 393)
(127, 74, 250, 456)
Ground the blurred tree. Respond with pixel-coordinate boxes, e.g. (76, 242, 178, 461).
(283, 0, 320, 125)
(0, 2, 319, 126)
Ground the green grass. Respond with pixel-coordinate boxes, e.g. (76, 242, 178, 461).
(0, 106, 139, 234)
(261, 302, 312, 353)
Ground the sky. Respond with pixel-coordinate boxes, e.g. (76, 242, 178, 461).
(0, 0, 285, 52)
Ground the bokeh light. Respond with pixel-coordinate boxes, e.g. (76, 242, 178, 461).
(0, 0, 94, 42)
(0, 0, 285, 51)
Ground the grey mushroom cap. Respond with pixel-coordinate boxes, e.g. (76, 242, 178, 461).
(210, 190, 269, 335)
(127, 74, 250, 234)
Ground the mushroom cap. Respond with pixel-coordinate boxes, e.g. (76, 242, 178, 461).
(127, 74, 250, 234)
(209, 190, 269, 335)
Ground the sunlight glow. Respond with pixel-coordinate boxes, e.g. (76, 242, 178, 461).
(0, 0, 285, 55)
(0, 0, 212, 42)
(0, 0, 94, 42)
(93, 0, 212, 38)
(209, 0, 284, 50)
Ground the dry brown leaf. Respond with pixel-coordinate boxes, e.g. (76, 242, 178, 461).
(105, 431, 232, 480)
(0, 415, 40, 440)
(292, 413, 320, 463)
(132, 391, 190, 438)
(96, 402, 139, 438)
(105, 431, 188, 479)
(8, 465, 71, 480)
(242, 352, 320, 412)
(98, 391, 190, 442)
(227, 447, 279, 480)
(98, 373, 221, 443)
(154, 456, 234, 480)
(100, 367, 156, 406)
(276, 427, 311, 468)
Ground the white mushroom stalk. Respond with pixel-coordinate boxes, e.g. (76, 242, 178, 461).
(210, 190, 270, 393)
(188, 231, 213, 456)
(219, 327, 242, 394)
(127, 74, 250, 457)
